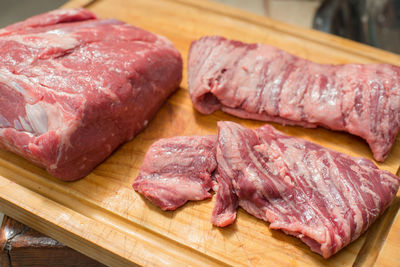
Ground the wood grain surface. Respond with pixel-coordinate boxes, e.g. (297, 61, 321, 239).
(374, 201, 400, 267)
(0, 0, 399, 266)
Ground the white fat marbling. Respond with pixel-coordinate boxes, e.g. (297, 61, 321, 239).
(25, 103, 48, 134)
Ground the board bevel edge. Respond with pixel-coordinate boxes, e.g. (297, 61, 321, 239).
(0, 0, 397, 266)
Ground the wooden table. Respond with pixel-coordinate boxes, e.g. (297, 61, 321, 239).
(0, 0, 399, 266)
(0, 216, 105, 267)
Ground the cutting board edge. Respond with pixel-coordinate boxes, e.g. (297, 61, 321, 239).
(0, 174, 234, 267)
(0, 0, 396, 266)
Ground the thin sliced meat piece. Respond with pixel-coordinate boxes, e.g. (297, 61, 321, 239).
(133, 135, 217, 210)
(188, 36, 400, 162)
(216, 121, 399, 258)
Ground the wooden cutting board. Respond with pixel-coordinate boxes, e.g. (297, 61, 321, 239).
(0, 0, 399, 266)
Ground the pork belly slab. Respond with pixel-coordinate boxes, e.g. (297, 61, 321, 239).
(133, 121, 399, 258)
(0, 9, 182, 180)
(188, 36, 400, 162)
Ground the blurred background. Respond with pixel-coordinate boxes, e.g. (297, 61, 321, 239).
(216, 0, 400, 54)
(0, 0, 399, 53)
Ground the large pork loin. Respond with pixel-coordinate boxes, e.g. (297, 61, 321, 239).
(133, 121, 399, 258)
(188, 36, 400, 162)
(0, 9, 182, 181)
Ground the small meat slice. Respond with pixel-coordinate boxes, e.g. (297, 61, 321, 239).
(211, 121, 259, 227)
(215, 121, 400, 258)
(132, 135, 217, 210)
(188, 36, 400, 162)
(211, 169, 238, 227)
(0, 9, 182, 180)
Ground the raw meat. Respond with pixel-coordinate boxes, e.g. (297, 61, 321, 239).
(0, 9, 183, 181)
(133, 135, 217, 210)
(188, 36, 400, 162)
(215, 121, 399, 258)
(132, 121, 400, 258)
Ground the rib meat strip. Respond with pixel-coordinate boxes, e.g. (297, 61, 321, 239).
(215, 121, 399, 258)
(188, 36, 400, 162)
